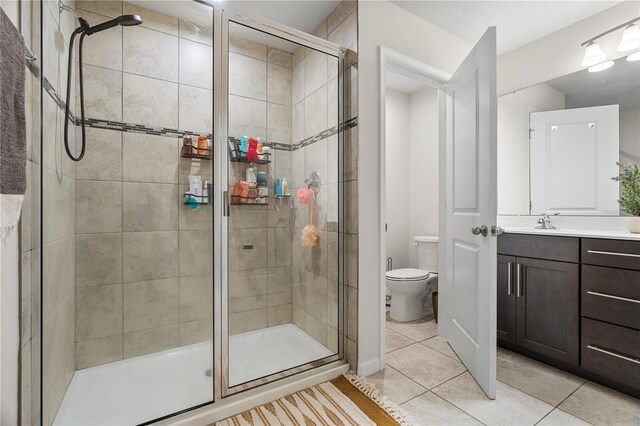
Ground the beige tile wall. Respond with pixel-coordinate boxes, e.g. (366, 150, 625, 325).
(227, 33, 295, 334)
(289, 1, 358, 364)
(35, 0, 80, 423)
(17, 0, 45, 423)
(72, 1, 214, 370)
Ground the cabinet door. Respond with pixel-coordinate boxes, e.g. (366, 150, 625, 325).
(516, 257, 579, 365)
(497, 255, 516, 343)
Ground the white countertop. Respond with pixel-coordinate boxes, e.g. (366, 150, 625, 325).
(503, 227, 640, 241)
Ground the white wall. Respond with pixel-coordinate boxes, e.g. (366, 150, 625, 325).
(620, 109, 640, 164)
(498, 84, 565, 215)
(497, 0, 640, 95)
(358, 0, 470, 375)
(408, 87, 439, 266)
(385, 90, 411, 269)
(386, 87, 439, 270)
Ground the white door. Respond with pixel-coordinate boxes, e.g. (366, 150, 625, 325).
(530, 105, 620, 216)
(440, 27, 497, 399)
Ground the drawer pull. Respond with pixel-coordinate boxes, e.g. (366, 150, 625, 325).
(587, 291, 640, 305)
(587, 345, 640, 365)
(587, 250, 640, 259)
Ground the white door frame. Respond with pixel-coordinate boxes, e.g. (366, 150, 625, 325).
(377, 46, 451, 372)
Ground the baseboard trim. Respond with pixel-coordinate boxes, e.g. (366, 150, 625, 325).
(161, 362, 350, 425)
(358, 358, 382, 377)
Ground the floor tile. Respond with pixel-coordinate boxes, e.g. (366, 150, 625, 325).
(401, 391, 482, 425)
(497, 347, 506, 356)
(385, 314, 438, 341)
(537, 408, 592, 425)
(386, 343, 467, 389)
(367, 366, 426, 405)
(386, 328, 415, 353)
(420, 336, 460, 361)
(433, 372, 554, 425)
(559, 382, 640, 426)
(497, 351, 585, 406)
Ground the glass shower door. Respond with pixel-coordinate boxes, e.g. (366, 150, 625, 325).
(220, 14, 344, 394)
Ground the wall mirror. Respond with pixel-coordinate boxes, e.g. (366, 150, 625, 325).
(497, 56, 640, 216)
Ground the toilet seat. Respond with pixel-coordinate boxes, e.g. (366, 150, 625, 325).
(386, 268, 430, 282)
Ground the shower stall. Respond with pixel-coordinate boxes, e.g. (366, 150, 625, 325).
(38, 0, 349, 424)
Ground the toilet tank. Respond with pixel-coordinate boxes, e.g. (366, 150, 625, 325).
(415, 236, 438, 272)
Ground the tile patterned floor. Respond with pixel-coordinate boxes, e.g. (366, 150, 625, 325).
(368, 314, 640, 426)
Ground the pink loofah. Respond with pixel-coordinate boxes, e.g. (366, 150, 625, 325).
(297, 187, 314, 204)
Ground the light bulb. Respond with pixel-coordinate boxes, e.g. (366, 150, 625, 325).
(617, 24, 640, 52)
(581, 42, 607, 67)
(628, 51, 640, 61)
(588, 60, 614, 72)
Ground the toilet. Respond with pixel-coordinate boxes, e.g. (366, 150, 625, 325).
(386, 236, 438, 322)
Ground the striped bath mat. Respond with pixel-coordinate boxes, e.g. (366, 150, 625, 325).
(216, 372, 412, 426)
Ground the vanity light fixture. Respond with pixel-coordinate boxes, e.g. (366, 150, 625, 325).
(628, 51, 640, 62)
(617, 23, 640, 52)
(588, 60, 614, 73)
(580, 42, 607, 67)
(580, 17, 640, 70)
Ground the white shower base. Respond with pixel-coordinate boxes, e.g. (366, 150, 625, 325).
(229, 323, 333, 386)
(54, 324, 332, 425)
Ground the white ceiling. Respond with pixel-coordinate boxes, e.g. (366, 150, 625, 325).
(130, 0, 340, 34)
(390, 1, 624, 55)
(128, 1, 340, 52)
(224, 1, 341, 33)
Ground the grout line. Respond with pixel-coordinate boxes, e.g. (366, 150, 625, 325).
(120, 14, 125, 362)
(401, 390, 489, 426)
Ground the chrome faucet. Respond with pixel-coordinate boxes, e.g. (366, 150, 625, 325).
(536, 213, 558, 229)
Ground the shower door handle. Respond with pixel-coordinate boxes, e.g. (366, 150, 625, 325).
(223, 190, 229, 217)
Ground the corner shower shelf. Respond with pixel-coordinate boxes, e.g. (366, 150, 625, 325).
(230, 153, 271, 165)
(181, 144, 212, 160)
(230, 194, 269, 206)
(183, 193, 210, 205)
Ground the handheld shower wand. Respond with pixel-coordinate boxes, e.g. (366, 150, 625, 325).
(61, 2, 141, 161)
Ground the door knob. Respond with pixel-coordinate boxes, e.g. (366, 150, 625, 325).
(471, 225, 488, 237)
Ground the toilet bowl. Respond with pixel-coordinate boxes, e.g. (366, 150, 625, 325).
(386, 236, 438, 322)
(386, 269, 436, 321)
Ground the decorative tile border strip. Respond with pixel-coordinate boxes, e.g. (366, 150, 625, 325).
(291, 117, 358, 151)
(43, 76, 76, 122)
(43, 75, 357, 152)
(82, 118, 213, 140)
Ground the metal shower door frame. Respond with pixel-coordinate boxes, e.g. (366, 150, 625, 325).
(213, 7, 348, 399)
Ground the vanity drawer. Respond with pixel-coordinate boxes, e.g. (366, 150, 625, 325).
(581, 318, 640, 390)
(498, 234, 579, 262)
(582, 238, 640, 271)
(582, 265, 640, 330)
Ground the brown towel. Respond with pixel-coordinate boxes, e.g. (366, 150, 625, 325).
(0, 8, 27, 195)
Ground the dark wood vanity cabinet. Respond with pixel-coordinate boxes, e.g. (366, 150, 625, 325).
(497, 236, 579, 365)
(497, 255, 516, 343)
(580, 238, 640, 392)
(515, 257, 579, 365)
(497, 234, 640, 398)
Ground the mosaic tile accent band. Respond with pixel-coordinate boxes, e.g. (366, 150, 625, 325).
(43, 76, 357, 152)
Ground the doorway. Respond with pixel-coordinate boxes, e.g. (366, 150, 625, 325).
(378, 47, 450, 371)
(377, 28, 498, 399)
